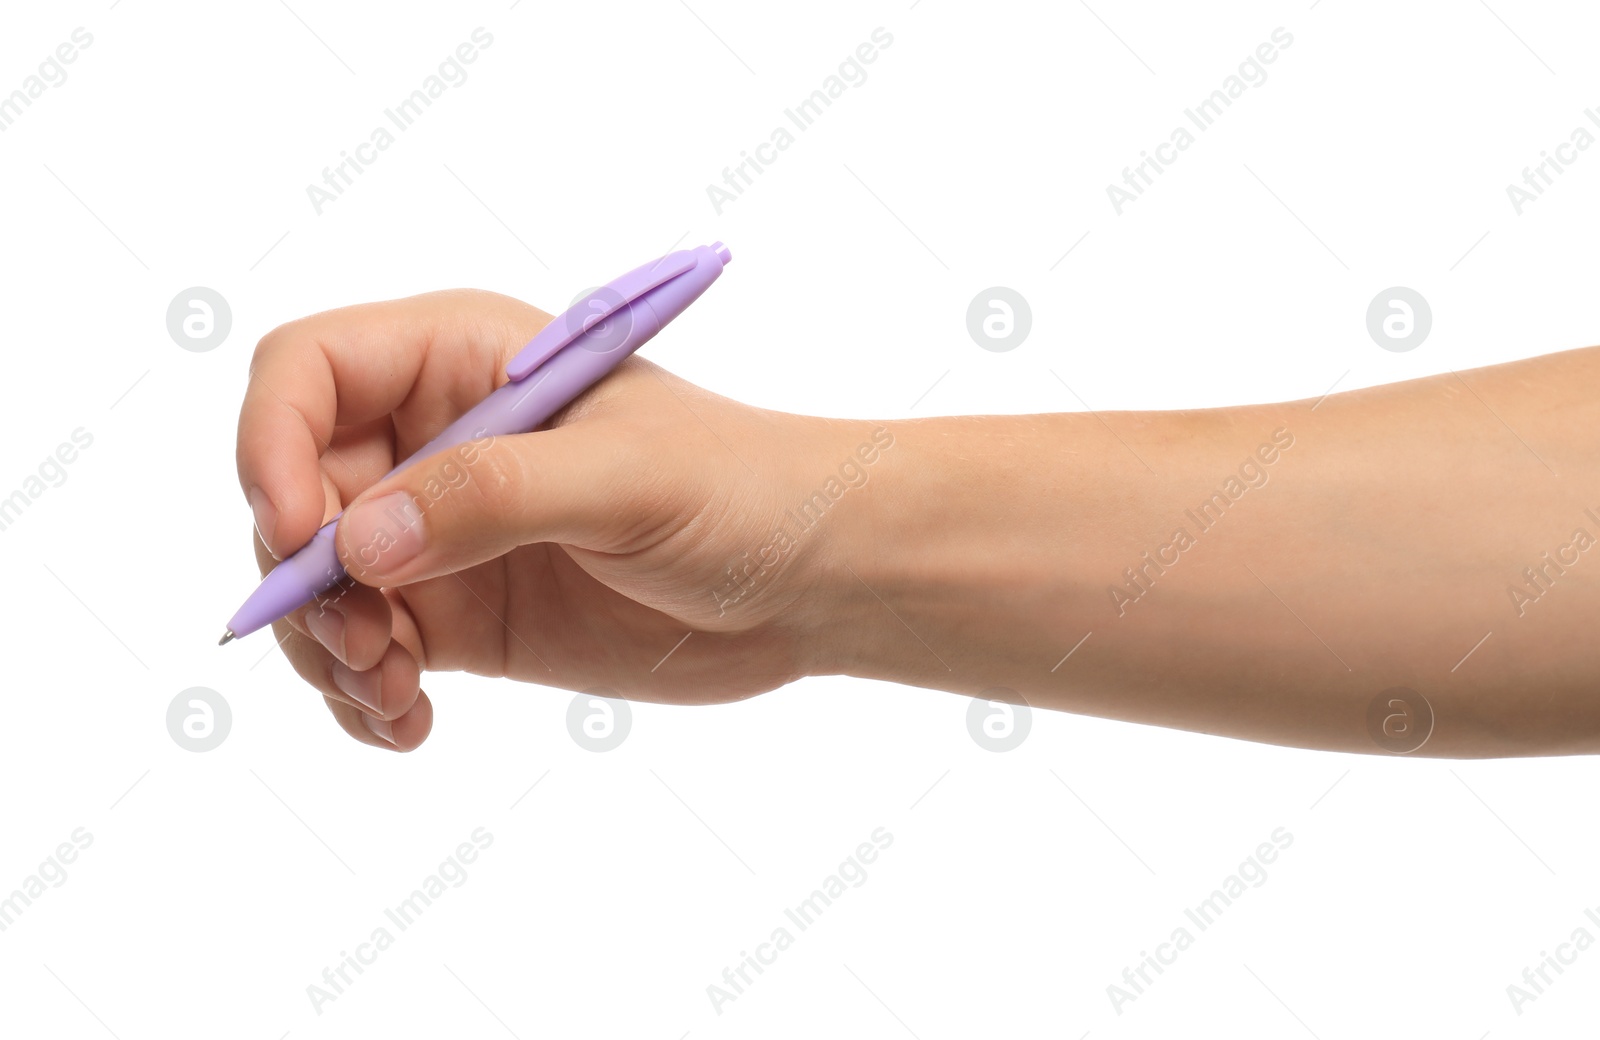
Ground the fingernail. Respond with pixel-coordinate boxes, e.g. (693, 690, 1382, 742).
(342, 492, 425, 576)
(306, 605, 347, 664)
(363, 714, 397, 746)
(331, 660, 383, 714)
(249, 486, 279, 559)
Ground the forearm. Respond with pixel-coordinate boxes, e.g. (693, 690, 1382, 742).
(808, 347, 1600, 757)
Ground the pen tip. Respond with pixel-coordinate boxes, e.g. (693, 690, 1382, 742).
(218, 630, 236, 646)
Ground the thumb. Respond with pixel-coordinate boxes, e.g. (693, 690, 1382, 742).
(334, 426, 660, 587)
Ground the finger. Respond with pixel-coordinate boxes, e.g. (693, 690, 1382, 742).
(324, 690, 434, 752)
(319, 417, 400, 515)
(328, 641, 422, 722)
(274, 599, 418, 719)
(279, 616, 428, 743)
(236, 290, 553, 560)
(332, 418, 671, 588)
(257, 515, 431, 752)
(298, 581, 393, 673)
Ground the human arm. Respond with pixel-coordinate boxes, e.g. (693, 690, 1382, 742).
(236, 291, 1600, 756)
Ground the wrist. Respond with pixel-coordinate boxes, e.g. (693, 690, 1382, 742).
(797, 413, 1058, 686)
(797, 410, 1122, 693)
(768, 415, 909, 679)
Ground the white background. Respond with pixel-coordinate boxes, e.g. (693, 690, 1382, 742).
(1, 0, 1597, 1036)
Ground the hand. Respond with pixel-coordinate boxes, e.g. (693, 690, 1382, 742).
(236, 290, 865, 751)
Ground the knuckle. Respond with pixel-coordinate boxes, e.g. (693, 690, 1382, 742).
(249, 318, 301, 371)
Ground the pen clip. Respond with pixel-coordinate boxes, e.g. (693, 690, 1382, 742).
(505, 250, 700, 381)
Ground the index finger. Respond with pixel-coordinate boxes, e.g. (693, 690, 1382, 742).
(236, 289, 550, 559)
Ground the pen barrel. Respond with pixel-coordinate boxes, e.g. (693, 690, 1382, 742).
(403, 296, 665, 469)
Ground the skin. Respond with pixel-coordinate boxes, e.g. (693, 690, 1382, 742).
(236, 290, 1600, 756)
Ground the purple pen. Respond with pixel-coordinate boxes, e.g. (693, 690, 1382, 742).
(219, 241, 733, 644)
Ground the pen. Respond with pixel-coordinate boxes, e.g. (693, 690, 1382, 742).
(219, 241, 733, 644)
